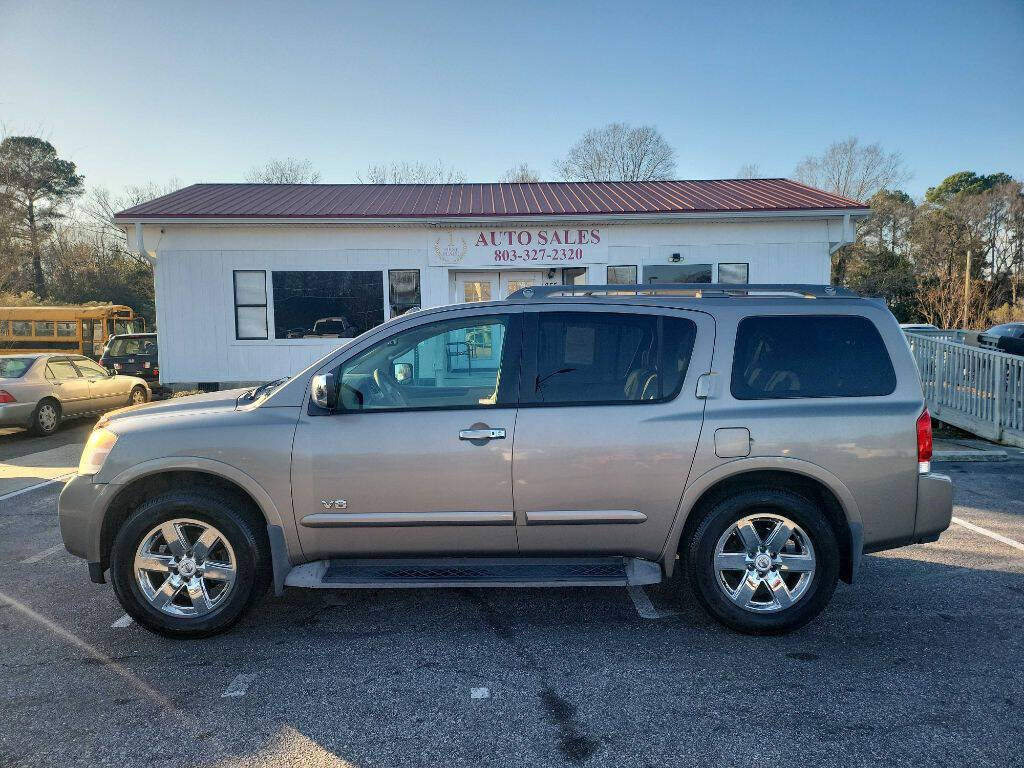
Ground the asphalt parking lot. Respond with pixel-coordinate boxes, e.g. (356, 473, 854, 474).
(1, 440, 1022, 767)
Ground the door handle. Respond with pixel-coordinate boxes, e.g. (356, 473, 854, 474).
(459, 428, 506, 440)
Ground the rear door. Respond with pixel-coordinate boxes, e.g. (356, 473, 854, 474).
(45, 357, 92, 415)
(512, 306, 714, 560)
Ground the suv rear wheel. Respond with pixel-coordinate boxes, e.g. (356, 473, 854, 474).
(109, 490, 271, 638)
(686, 488, 839, 634)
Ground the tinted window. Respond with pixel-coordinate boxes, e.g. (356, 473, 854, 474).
(272, 271, 384, 340)
(0, 358, 34, 378)
(532, 312, 696, 405)
(336, 314, 514, 411)
(107, 337, 157, 357)
(731, 315, 896, 399)
(644, 264, 712, 284)
(47, 359, 81, 380)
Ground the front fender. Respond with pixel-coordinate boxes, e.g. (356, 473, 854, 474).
(660, 456, 863, 578)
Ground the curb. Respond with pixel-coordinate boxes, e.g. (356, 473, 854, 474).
(933, 450, 1007, 462)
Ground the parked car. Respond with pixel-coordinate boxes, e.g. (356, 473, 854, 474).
(0, 353, 150, 435)
(58, 284, 952, 638)
(978, 322, 1024, 356)
(99, 333, 169, 397)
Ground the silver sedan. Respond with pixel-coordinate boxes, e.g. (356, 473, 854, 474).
(0, 353, 150, 435)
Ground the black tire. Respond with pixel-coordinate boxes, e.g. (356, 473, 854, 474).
(685, 488, 839, 635)
(109, 490, 272, 639)
(128, 385, 148, 406)
(28, 398, 61, 436)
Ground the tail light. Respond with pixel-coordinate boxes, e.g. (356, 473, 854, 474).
(917, 408, 933, 473)
(0, 390, 15, 404)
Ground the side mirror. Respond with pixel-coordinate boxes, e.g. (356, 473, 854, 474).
(393, 362, 412, 383)
(310, 372, 337, 410)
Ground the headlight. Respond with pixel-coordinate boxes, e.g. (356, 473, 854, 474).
(79, 428, 118, 475)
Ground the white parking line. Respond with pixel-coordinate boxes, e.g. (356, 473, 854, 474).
(627, 586, 677, 619)
(952, 516, 1024, 554)
(111, 614, 134, 629)
(0, 473, 74, 503)
(221, 673, 258, 698)
(20, 543, 65, 564)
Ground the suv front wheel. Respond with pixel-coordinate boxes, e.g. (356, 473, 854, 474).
(686, 488, 839, 635)
(109, 490, 271, 638)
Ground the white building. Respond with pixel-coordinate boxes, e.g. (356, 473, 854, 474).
(115, 179, 869, 386)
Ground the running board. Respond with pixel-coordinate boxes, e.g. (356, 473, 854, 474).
(283, 556, 662, 589)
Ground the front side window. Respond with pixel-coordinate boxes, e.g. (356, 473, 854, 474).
(530, 312, 696, 405)
(73, 357, 110, 378)
(731, 315, 896, 399)
(234, 270, 268, 340)
(644, 264, 713, 284)
(273, 271, 383, 340)
(607, 265, 637, 284)
(335, 314, 515, 411)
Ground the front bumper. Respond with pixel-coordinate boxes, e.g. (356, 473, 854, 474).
(0, 402, 37, 427)
(58, 473, 110, 566)
(914, 472, 954, 543)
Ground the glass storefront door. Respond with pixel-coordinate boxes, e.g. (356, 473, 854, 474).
(452, 271, 546, 303)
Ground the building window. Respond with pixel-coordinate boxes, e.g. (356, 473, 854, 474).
(389, 270, 421, 317)
(644, 264, 712, 284)
(234, 270, 268, 340)
(607, 265, 637, 284)
(731, 316, 896, 399)
(563, 267, 587, 285)
(272, 270, 384, 339)
(57, 321, 77, 337)
(718, 263, 749, 284)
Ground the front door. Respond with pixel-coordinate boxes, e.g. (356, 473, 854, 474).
(291, 308, 524, 560)
(512, 306, 715, 560)
(452, 271, 545, 304)
(72, 356, 126, 409)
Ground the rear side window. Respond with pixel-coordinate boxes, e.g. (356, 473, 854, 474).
(731, 315, 896, 399)
(532, 312, 696, 405)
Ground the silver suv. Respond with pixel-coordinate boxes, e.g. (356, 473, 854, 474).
(59, 284, 953, 638)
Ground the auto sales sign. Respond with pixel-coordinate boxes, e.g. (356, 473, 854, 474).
(430, 228, 608, 267)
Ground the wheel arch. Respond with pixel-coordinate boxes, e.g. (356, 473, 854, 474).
(662, 458, 863, 584)
(97, 458, 296, 585)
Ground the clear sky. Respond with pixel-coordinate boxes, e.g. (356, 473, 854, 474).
(2, 0, 1022, 200)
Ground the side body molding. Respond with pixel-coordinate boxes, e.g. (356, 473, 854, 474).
(659, 456, 864, 578)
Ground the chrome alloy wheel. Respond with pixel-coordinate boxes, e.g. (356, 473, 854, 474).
(37, 403, 58, 432)
(133, 518, 237, 617)
(713, 512, 816, 613)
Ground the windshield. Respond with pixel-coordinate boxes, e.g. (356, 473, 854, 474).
(0, 358, 34, 378)
(106, 337, 157, 357)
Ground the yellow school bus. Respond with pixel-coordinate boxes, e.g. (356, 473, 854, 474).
(0, 305, 145, 358)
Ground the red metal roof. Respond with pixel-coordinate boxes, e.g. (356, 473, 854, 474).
(114, 179, 867, 221)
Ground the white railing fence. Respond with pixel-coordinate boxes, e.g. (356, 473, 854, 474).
(905, 332, 1024, 447)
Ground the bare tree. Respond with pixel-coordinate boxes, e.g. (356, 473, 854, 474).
(554, 123, 676, 182)
(499, 163, 541, 183)
(794, 137, 911, 202)
(736, 163, 761, 179)
(245, 157, 321, 184)
(359, 161, 465, 184)
(79, 179, 182, 265)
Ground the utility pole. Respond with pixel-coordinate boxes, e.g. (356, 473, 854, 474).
(962, 249, 972, 329)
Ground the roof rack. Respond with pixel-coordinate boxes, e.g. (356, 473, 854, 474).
(505, 284, 859, 301)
